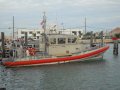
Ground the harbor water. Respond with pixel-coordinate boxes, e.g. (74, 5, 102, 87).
(0, 44, 120, 90)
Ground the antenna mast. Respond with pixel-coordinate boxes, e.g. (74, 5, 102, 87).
(43, 12, 46, 33)
(42, 12, 47, 53)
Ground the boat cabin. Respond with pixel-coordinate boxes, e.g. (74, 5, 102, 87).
(39, 34, 87, 56)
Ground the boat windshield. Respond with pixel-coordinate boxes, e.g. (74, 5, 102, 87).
(49, 37, 77, 45)
(58, 38, 66, 44)
(68, 38, 77, 43)
(50, 38, 56, 44)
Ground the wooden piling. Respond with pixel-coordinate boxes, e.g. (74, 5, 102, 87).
(90, 31, 93, 47)
(100, 31, 104, 47)
(24, 32, 28, 46)
(113, 40, 119, 55)
(1, 32, 5, 58)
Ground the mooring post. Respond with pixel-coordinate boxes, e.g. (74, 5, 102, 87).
(101, 31, 104, 47)
(90, 31, 93, 47)
(1, 32, 5, 58)
(24, 32, 28, 46)
(113, 39, 119, 55)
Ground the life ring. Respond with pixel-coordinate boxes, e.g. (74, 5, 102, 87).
(29, 48, 36, 56)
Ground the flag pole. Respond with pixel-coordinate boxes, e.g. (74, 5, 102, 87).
(43, 12, 46, 34)
(13, 16, 14, 40)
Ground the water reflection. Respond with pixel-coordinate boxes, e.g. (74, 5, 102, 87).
(1, 44, 120, 90)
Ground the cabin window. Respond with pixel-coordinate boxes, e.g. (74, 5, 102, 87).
(68, 38, 77, 43)
(68, 38, 72, 43)
(50, 38, 56, 44)
(58, 38, 66, 44)
(33, 45, 36, 48)
(72, 38, 77, 43)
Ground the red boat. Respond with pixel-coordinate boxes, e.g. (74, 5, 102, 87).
(2, 13, 110, 67)
(3, 45, 109, 67)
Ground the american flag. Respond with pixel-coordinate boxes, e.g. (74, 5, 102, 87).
(40, 14, 46, 30)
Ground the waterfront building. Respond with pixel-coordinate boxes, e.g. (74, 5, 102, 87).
(110, 27, 120, 37)
(16, 28, 44, 40)
(16, 28, 83, 40)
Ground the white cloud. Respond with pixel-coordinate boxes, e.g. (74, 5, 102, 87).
(0, 0, 120, 13)
(0, 0, 120, 33)
(0, 0, 63, 12)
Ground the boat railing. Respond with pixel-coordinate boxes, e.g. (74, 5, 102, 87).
(13, 51, 53, 61)
(79, 43, 107, 54)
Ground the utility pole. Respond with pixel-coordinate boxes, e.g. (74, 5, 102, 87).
(13, 16, 14, 40)
(12, 16, 15, 60)
(85, 18, 86, 34)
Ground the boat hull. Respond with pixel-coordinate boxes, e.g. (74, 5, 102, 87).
(3, 45, 109, 67)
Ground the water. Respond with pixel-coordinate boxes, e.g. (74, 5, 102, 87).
(0, 44, 120, 90)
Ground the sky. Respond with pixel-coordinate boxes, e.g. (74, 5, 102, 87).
(0, 0, 120, 35)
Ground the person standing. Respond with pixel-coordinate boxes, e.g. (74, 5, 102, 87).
(26, 47, 30, 59)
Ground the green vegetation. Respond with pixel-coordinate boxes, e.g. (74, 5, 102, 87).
(82, 32, 92, 39)
(114, 33, 120, 38)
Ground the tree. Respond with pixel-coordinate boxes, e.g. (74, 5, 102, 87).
(114, 33, 120, 38)
(78, 31, 82, 38)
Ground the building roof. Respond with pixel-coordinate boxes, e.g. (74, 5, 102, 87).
(111, 27, 120, 33)
(110, 27, 120, 36)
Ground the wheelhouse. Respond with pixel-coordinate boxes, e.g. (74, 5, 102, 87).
(48, 34, 78, 45)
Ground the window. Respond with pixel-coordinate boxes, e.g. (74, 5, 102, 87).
(21, 36, 24, 38)
(72, 38, 77, 43)
(32, 33, 36, 37)
(72, 31, 77, 35)
(37, 36, 39, 39)
(29, 31, 32, 34)
(59, 31, 62, 34)
(33, 45, 36, 48)
(58, 38, 66, 44)
(21, 31, 25, 34)
(68, 38, 72, 43)
(37, 31, 40, 34)
(50, 38, 56, 44)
